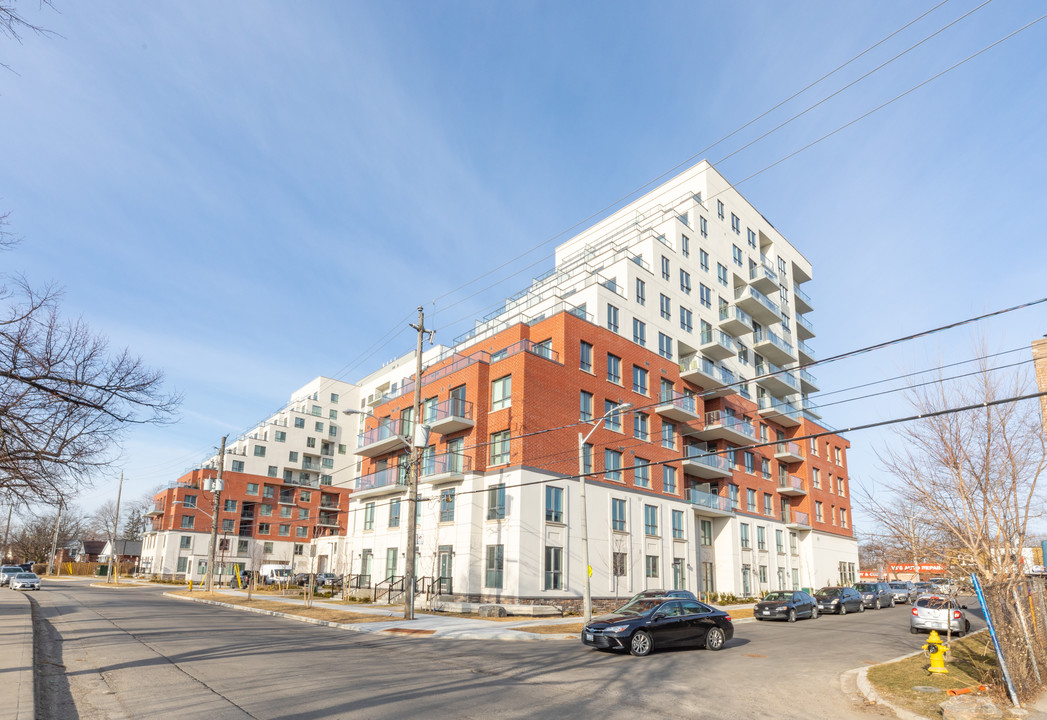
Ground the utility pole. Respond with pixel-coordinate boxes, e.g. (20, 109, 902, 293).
(2, 503, 12, 563)
(106, 471, 124, 584)
(47, 498, 63, 576)
(205, 436, 227, 593)
(404, 306, 432, 621)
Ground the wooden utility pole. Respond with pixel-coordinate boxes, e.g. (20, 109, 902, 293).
(205, 436, 227, 593)
(2, 503, 12, 563)
(404, 306, 432, 621)
(47, 498, 63, 576)
(107, 471, 124, 583)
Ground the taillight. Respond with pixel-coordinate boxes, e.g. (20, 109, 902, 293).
(953, 611, 962, 620)
(724, 615, 732, 622)
(912, 608, 918, 616)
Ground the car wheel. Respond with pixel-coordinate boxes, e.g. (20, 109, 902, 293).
(788, 609, 797, 623)
(754, 616, 762, 621)
(840, 603, 847, 616)
(890, 598, 896, 608)
(965, 620, 971, 632)
(874, 599, 881, 610)
(910, 627, 921, 635)
(630, 630, 654, 657)
(811, 607, 819, 620)
(705, 627, 726, 651)
(858, 602, 865, 613)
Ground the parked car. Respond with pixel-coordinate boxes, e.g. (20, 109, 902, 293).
(258, 564, 292, 586)
(753, 590, 819, 622)
(628, 589, 698, 603)
(10, 572, 40, 591)
(582, 597, 734, 657)
(813, 586, 865, 615)
(910, 595, 971, 636)
(854, 582, 895, 609)
(0, 566, 23, 587)
(913, 581, 937, 596)
(888, 581, 918, 604)
(315, 573, 339, 587)
(926, 577, 955, 595)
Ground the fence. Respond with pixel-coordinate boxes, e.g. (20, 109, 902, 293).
(979, 577, 1047, 704)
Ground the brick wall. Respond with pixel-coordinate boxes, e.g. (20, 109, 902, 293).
(1033, 338, 1047, 440)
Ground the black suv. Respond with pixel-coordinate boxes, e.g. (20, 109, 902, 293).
(854, 582, 895, 610)
(583, 597, 734, 657)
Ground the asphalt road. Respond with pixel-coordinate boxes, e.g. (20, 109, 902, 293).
(32, 581, 982, 720)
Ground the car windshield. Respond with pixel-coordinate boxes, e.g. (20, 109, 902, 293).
(889, 583, 908, 589)
(816, 587, 841, 597)
(612, 599, 662, 616)
(15, 573, 35, 579)
(762, 592, 792, 602)
(916, 597, 954, 609)
(2, 568, 19, 573)
(854, 584, 877, 592)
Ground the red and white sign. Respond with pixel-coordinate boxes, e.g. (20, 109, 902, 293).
(887, 564, 947, 573)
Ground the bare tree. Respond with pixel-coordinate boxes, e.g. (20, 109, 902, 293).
(861, 352, 1047, 581)
(0, 1, 54, 42)
(11, 505, 84, 564)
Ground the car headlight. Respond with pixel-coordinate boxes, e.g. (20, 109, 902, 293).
(605, 625, 630, 634)
(863, 594, 873, 599)
(775, 607, 787, 612)
(829, 599, 839, 604)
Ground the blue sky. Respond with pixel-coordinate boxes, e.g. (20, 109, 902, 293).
(2, 1, 1046, 523)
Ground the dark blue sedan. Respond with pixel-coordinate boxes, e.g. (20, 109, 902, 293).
(582, 598, 734, 657)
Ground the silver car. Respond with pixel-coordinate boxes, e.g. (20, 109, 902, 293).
(910, 595, 970, 636)
(888, 581, 917, 604)
(10, 572, 40, 591)
(0, 566, 22, 586)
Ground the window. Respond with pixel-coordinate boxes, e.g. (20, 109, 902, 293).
(661, 256, 670, 280)
(580, 391, 593, 422)
(289, 451, 299, 462)
(604, 401, 623, 431)
(729, 484, 739, 508)
(747, 488, 756, 512)
(717, 263, 728, 287)
(487, 484, 506, 520)
(679, 307, 693, 333)
(740, 522, 750, 548)
(253, 445, 266, 457)
(759, 565, 768, 584)
(224, 499, 237, 512)
(644, 504, 658, 535)
(546, 486, 564, 523)
(280, 506, 292, 518)
(389, 499, 401, 528)
(338, 444, 346, 455)
(606, 303, 619, 333)
(764, 493, 772, 516)
(263, 541, 274, 554)
(681, 234, 690, 256)
(580, 341, 593, 372)
(260, 505, 272, 517)
(246, 483, 259, 495)
(440, 488, 455, 522)
(491, 375, 512, 410)
(839, 477, 846, 497)
(300, 490, 311, 502)
(717, 199, 724, 219)
(757, 526, 766, 550)
(659, 293, 671, 320)
(671, 509, 684, 539)
(315, 421, 324, 432)
(278, 524, 290, 537)
(633, 411, 649, 441)
(834, 446, 842, 465)
(812, 467, 821, 489)
(747, 227, 757, 249)
(731, 213, 740, 234)
(544, 547, 563, 590)
(490, 430, 510, 465)
(840, 508, 848, 528)
(810, 437, 819, 454)
(790, 532, 798, 554)
(831, 505, 837, 525)
(744, 452, 755, 475)
(611, 498, 627, 531)
(635, 458, 650, 488)
(179, 535, 191, 550)
(663, 465, 677, 494)
(613, 552, 627, 577)
(680, 269, 691, 294)
(262, 486, 274, 499)
(645, 555, 659, 579)
(605, 449, 622, 481)
(231, 460, 245, 473)
(485, 545, 504, 588)
(180, 515, 194, 529)
(635, 278, 646, 305)
(607, 353, 621, 384)
(699, 283, 711, 309)
(732, 244, 743, 266)
(294, 417, 305, 429)
(364, 502, 375, 531)
(815, 501, 824, 522)
(761, 457, 771, 479)
(661, 422, 675, 449)
(632, 366, 648, 395)
(776, 529, 785, 554)
(699, 216, 708, 238)
(582, 442, 593, 474)
(275, 431, 287, 443)
(700, 519, 713, 546)
(295, 526, 307, 538)
(632, 318, 646, 347)
(306, 437, 317, 448)
(658, 333, 673, 360)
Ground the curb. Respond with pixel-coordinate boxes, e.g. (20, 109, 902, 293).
(88, 583, 150, 589)
(163, 593, 574, 641)
(0, 591, 35, 720)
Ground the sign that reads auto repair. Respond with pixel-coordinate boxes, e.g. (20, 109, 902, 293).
(887, 563, 947, 573)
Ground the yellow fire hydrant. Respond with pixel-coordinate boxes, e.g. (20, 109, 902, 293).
(924, 630, 948, 674)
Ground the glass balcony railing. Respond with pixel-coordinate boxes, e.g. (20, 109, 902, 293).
(687, 488, 733, 513)
(748, 263, 778, 285)
(684, 446, 730, 473)
(797, 314, 814, 334)
(775, 441, 802, 457)
(430, 397, 474, 423)
(754, 360, 800, 391)
(357, 418, 406, 448)
(418, 452, 472, 478)
(798, 339, 816, 360)
(736, 286, 781, 317)
(718, 304, 753, 327)
(779, 475, 805, 492)
(795, 285, 812, 307)
(704, 411, 756, 440)
(659, 391, 698, 414)
(354, 467, 408, 493)
(753, 329, 794, 356)
(800, 369, 818, 387)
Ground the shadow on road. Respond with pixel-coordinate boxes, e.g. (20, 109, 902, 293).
(30, 597, 77, 720)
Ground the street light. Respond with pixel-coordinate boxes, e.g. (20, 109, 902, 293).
(345, 408, 430, 621)
(579, 401, 632, 624)
(172, 500, 216, 585)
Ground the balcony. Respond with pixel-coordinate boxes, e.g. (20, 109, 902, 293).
(801, 396, 822, 420)
(776, 475, 807, 497)
(428, 398, 475, 435)
(799, 369, 819, 393)
(754, 360, 800, 396)
(748, 262, 779, 294)
(681, 446, 732, 480)
(796, 313, 814, 340)
(794, 285, 813, 313)
(355, 419, 408, 458)
(752, 329, 794, 365)
(700, 329, 736, 361)
(786, 510, 811, 531)
(317, 512, 341, 527)
(774, 441, 804, 463)
(687, 488, 735, 517)
(699, 410, 756, 445)
(352, 467, 409, 499)
(718, 304, 753, 337)
(757, 396, 802, 427)
(419, 453, 471, 486)
(734, 286, 781, 324)
(679, 356, 737, 398)
(656, 392, 701, 424)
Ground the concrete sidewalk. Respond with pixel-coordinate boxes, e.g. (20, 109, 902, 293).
(0, 591, 34, 720)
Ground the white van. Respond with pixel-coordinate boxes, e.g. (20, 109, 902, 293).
(258, 564, 292, 586)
